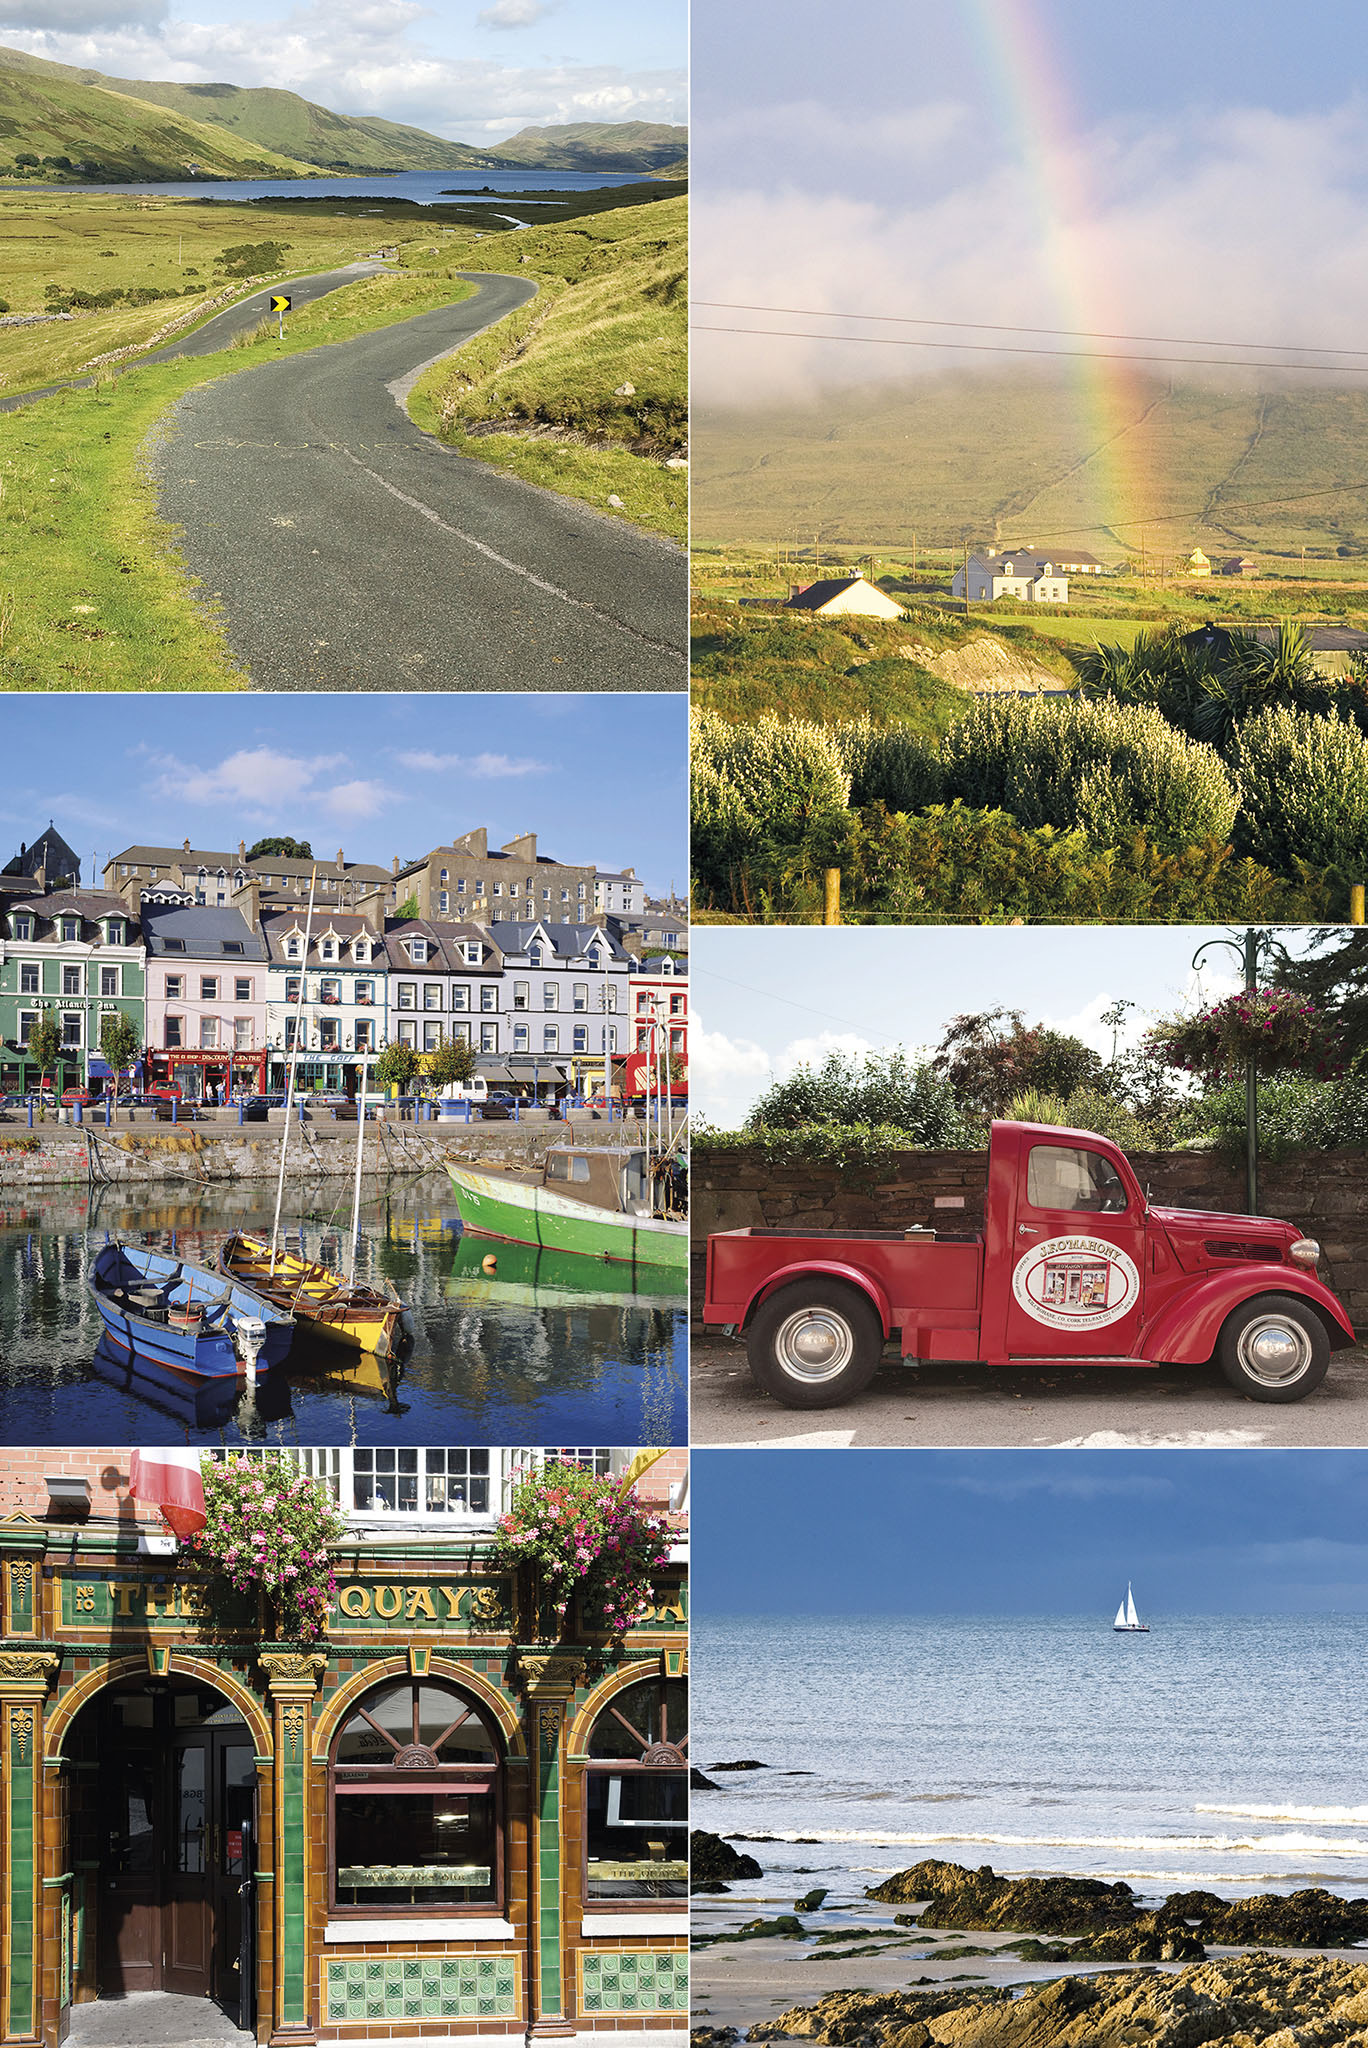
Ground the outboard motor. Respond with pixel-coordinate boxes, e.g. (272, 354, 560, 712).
(232, 1315, 269, 1391)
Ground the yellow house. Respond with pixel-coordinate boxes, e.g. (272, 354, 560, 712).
(1185, 548, 1212, 578)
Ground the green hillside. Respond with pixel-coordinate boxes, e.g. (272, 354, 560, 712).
(0, 45, 495, 172)
(693, 368, 1368, 566)
(0, 46, 323, 180)
(489, 122, 688, 172)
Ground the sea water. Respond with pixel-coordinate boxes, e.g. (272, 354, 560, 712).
(693, 1613, 1368, 1904)
(0, 168, 649, 206)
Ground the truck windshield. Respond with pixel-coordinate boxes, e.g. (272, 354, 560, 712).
(1026, 1144, 1129, 1214)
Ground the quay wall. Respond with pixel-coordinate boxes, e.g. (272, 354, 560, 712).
(0, 1114, 650, 1189)
(692, 1142, 1368, 1330)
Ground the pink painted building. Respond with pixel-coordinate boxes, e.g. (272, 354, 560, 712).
(140, 902, 271, 1100)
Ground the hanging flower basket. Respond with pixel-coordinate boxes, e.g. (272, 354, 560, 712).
(490, 1462, 672, 1639)
(190, 1456, 345, 1643)
(1146, 988, 1343, 1085)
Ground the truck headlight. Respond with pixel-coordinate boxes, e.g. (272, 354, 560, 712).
(1290, 1238, 1320, 1267)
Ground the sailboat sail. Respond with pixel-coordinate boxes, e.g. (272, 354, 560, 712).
(1125, 1587, 1139, 1627)
(1114, 1597, 1128, 1627)
(1113, 1580, 1148, 1631)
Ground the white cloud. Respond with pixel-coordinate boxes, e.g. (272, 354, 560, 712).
(691, 1019, 877, 1130)
(692, 102, 1368, 408)
(392, 749, 548, 777)
(952, 1471, 1175, 1502)
(477, 0, 553, 27)
(0, 3, 685, 136)
(325, 778, 395, 819)
(156, 747, 349, 812)
(0, 0, 165, 28)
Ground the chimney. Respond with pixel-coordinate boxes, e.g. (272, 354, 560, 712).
(336, 848, 345, 870)
(392, 855, 401, 877)
(501, 832, 537, 862)
(231, 878, 261, 930)
(238, 840, 246, 860)
(182, 838, 191, 855)
(452, 828, 487, 859)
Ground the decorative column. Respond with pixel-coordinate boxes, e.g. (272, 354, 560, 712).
(517, 1651, 584, 2042)
(260, 1652, 326, 2048)
(0, 1650, 60, 2048)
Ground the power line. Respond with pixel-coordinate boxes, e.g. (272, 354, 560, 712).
(692, 322, 1368, 378)
(692, 300, 1368, 363)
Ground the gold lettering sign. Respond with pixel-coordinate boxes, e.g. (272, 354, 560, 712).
(338, 1585, 370, 1618)
(405, 1587, 437, 1622)
(373, 1585, 403, 1619)
(329, 1582, 504, 1629)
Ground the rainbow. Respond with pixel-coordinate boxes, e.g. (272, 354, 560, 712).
(962, 0, 1161, 556)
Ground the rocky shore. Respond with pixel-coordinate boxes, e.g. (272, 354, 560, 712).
(693, 1955, 1368, 2046)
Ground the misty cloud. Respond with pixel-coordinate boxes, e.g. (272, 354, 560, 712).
(477, 0, 554, 27)
(0, 0, 166, 28)
(692, 102, 1368, 408)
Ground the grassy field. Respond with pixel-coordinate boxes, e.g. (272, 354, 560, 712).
(0, 269, 476, 689)
(407, 195, 686, 544)
(694, 367, 1368, 565)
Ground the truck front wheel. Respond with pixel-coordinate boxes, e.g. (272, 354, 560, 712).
(746, 1281, 884, 1407)
(1216, 1295, 1329, 1402)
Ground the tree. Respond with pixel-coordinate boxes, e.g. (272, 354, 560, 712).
(424, 1036, 477, 1092)
(932, 1008, 1104, 1117)
(395, 894, 421, 920)
(1272, 930, 1368, 1060)
(245, 836, 312, 861)
(25, 1013, 60, 1091)
(99, 1012, 141, 1080)
(375, 1041, 421, 1094)
(747, 1048, 981, 1148)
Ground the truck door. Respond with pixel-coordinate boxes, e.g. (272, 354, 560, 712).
(1001, 1138, 1147, 1359)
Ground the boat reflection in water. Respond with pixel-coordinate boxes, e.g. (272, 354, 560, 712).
(446, 1231, 683, 1308)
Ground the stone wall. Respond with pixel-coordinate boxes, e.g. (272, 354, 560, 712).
(693, 1143, 1368, 1330)
(0, 1114, 645, 1190)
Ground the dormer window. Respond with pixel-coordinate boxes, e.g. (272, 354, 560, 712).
(14, 915, 33, 942)
(106, 919, 125, 946)
(462, 943, 481, 966)
(408, 938, 428, 964)
(320, 938, 337, 962)
(353, 940, 368, 963)
(285, 937, 301, 960)
(528, 945, 542, 967)
(62, 918, 80, 943)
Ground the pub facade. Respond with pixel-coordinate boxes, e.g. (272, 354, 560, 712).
(0, 1451, 687, 2047)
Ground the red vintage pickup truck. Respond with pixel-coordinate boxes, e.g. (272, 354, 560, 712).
(702, 1119, 1355, 1407)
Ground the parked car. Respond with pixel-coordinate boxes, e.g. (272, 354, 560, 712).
(238, 1096, 272, 1122)
(0, 1093, 29, 1110)
(704, 1117, 1355, 1408)
(60, 1088, 96, 1108)
(478, 1093, 521, 1120)
(147, 1084, 182, 1102)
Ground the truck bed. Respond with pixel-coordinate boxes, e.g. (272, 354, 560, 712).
(704, 1226, 984, 1359)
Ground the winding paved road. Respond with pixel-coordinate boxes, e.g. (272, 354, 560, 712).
(145, 270, 687, 689)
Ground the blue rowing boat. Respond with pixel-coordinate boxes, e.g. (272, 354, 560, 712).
(90, 1242, 294, 1377)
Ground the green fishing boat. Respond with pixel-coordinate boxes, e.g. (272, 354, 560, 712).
(446, 1146, 687, 1276)
(447, 1231, 683, 1304)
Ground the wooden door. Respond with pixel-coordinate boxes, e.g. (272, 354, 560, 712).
(97, 1740, 161, 1995)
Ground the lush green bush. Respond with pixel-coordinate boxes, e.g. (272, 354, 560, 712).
(747, 1049, 982, 1147)
(1004, 1085, 1157, 1149)
(693, 800, 1336, 924)
(1175, 1071, 1368, 1160)
(1232, 708, 1368, 875)
(1081, 620, 1368, 748)
(831, 718, 944, 813)
(939, 696, 1238, 849)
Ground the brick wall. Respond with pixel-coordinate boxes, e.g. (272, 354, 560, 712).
(0, 1449, 147, 1521)
(693, 1143, 1368, 1330)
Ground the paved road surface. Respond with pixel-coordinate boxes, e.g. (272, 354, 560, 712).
(0, 260, 391, 413)
(690, 1327, 1368, 1448)
(146, 270, 687, 689)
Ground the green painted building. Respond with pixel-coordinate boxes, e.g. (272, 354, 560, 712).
(0, 892, 145, 1094)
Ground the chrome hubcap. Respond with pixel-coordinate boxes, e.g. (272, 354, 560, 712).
(773, 1307, 855, 1383)
(1237, 1315, 1312, 1386)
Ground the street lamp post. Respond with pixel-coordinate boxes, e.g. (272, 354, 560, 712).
(1191, 928, 1272, 1215)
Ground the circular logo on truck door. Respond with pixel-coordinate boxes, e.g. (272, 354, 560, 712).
(1012, 1234, 1141, 1333)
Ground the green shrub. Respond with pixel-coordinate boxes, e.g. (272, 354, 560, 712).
(1176, 1071, 1368, 1160)
(831, 718, 944, 813)
(748, 1049, 981, 1147)
(940, 696, 1237, 849)
(1232, 708, 1368, 875)
(1005, 1085, 1156, 1149)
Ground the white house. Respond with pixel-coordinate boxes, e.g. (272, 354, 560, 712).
(951, 551, 1069, 603)
(783, 574, 905, 620)
(486, 920, 631, 1091)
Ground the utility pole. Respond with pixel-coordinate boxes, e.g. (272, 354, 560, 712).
(911, 529, 917, 590)
(963, 539, 971, 617)
(1192, 929, 1267, 1214)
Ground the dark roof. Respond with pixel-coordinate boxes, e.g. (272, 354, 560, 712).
(14, 890, 134, 924)
(784, 575, 873, 611)
(113, 844, 241, 868)
(486, 919, 628, 962)
(140, 904, 266, 960)
(382, 919, 500, 973)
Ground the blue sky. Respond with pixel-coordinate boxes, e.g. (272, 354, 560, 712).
(693, 1450, 1368, 1616)
(0, 693, 687, 896)
(691, 0, 1368, 409)
(691, 924, 1310, 1129)
(0, 0, 686, 139)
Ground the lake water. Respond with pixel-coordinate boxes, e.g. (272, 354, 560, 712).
(0, 1175, 685, 1446)
(694, 1612, 1368, 1903)
(3, 168, 650, 206)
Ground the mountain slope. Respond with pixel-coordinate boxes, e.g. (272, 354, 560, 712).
(0, 47, 323, 178)
(488, 122, 688, 172)
(0, 44, 492, 171)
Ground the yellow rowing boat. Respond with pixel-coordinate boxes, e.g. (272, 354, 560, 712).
(221, 1231, 403, 1357)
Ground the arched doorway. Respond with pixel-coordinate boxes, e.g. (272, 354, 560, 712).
(67, 1677, 258, 2029)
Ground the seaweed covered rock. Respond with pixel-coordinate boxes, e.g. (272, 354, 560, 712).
(1157, 1885, 1368, 1948)
(691, 1830, 763, 1885)
(865, 1860, 1142, 1933)
(758, 1958, 1368, 2048)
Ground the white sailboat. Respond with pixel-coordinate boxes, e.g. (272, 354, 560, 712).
(1113, 1582, 1150, 1633)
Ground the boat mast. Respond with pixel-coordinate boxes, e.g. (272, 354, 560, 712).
(270, 869, 318, 1277)
(348, 1050, 369, 1281)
